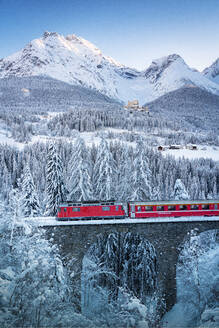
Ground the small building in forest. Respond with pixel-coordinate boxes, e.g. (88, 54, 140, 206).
(158, 145, 168, 151)
(169, 145, 182, 150)
(186, 144, 197, 150)
(124, 100, 149, 114)
(124, 100, 140, 109)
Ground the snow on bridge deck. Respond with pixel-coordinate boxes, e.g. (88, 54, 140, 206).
(26, 216, 219, 227)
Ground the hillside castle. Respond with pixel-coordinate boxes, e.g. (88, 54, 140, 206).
(124, 100, 149, 113)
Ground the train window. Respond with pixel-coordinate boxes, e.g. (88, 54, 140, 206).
(191, 204, 199, 210)
(215, 204, 218, 209)
(179, 205, 187, 210)
(64, 208, 67, 212)
(168, 205, 176, 211)
(157, 206, 164, 211)
(146, 206, 153, 211)
(58, 207, 61, 212)
(102, 206, 110, 211)
(202, 204, 209, 210)
(116, 206, 119, 211)
(137, 206, 141, 211)
(72, 207, 80, 212)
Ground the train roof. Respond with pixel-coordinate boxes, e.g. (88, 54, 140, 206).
(129, 199, 219, 205)
(59, 200, 123, 207)
(59, 199, 219, 207)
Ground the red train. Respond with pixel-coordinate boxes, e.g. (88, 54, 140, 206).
(57, 199, 219, 220)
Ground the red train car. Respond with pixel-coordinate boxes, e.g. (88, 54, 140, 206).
(129, 200, 219, 218)
(57, 200, 126, 220)
(57, 199, 219, 220)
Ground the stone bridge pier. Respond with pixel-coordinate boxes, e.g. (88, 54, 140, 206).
(44, 220, 219, 313)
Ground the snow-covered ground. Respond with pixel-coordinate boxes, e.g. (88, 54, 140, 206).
(30, 131, 104, 148)
(163, 146, 219, 161)
(0, 127, 25, 150)
(1, 123, 219, 162)
(24, 216, 219, 227)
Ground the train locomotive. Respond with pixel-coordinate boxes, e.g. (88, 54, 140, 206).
(57, 199, 219, 220)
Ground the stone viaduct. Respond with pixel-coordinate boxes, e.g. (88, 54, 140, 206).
(44, 220, 219, 313)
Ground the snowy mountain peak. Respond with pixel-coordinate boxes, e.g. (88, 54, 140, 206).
(0, 31, 127, 100)
(0, 31, 121, 75)
(34, 31, 103, 58)
(43, 31, 59, 39)
(144, 54, 185, 82)
(68, 34, 102, 55)
(152, 54, 184, 67)
(203, 58, 219, 84)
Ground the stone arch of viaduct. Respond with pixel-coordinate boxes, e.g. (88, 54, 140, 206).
(45, 220, 219, 313)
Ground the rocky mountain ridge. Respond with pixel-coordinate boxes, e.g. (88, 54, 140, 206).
(202, 58, 219, 84)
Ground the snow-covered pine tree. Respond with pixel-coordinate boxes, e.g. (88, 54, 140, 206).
(212, 176, 218, 199)
(68, 137, 93, 201)
(93, 138, 117, 200)
(45, 143, 65, 216)
(2, 164, 12, 202)
(82, 232, 160, 326)
(8, 231, 71, 328)
(131, 142, 152, 201)
(171, 178, 189, 200)
(21, 165, 41, 217)
(8, 188, 23, 248)
(155, 164, 166, 200)
(190, 176, 200, 200)
(177, 229, 204, 324)
(116, 146, 133, 201)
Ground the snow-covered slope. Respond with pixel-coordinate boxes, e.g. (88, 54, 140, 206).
(143, 54, 219, 98)
(202, 58, 219, 84)
(145, 85, 219, 132)
(1, 32, 219, 103)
